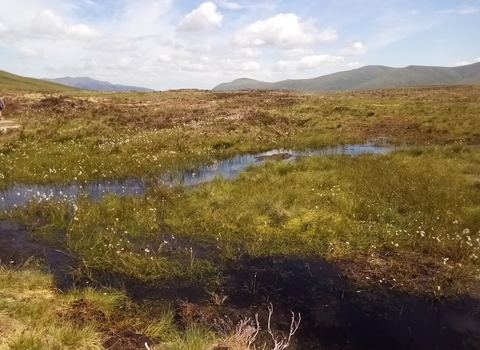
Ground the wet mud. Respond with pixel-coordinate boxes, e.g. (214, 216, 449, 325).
(2, 219, 478, 349)
(221, 256, 480, 350)
(0, 220, 75, 288)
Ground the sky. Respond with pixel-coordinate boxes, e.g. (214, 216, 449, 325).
(0, 0, 479, 90)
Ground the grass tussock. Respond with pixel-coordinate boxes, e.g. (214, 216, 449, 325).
(0, 264, 104, 350)
(0, 265, 258, 350)
(65, 194, 215, 281)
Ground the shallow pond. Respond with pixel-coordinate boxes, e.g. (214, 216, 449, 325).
(0, 143, 390, 210)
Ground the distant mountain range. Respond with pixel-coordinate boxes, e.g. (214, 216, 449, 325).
(213, 62, 480, 92)
(44, 77, 155, 92)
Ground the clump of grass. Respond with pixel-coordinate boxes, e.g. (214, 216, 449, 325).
(143, 307, 177, 341)
(0, 264, 104, 350)
(66, 194, 215, 281)
(165, 326, 217, 350)
(0, 264, 226, 350)
(7, 199, 71, 244)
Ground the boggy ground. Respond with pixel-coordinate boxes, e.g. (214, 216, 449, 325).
(2, 219, 480, 349)
(1, 86, 480, 349)
(1, 85, 480, 189)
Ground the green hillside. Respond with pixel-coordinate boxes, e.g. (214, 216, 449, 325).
(0, 70, 78, 92)
(213, 62, 480, 92)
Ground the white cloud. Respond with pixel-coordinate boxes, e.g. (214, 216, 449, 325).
(346, 62, 363, 68)
(177, 2, 223, 32)
(275, 54, 344, 72)
(89, 38, 138, 53)
(213, 0, 242, 10)
(17, 47, 39, 59)
(438, 7, 479, 15)
(459, 7, 479, 14)
(177, 55, 261, 73)
(233, 13, 338, 49)
(64, 23, 101, 39)
(241, 61, 260, 71)
(120, 0, 173, 37)
(26, 10, 101, 40)
(72, 58, 99, 70)
(455, 58, 480, 66)
(184, 42, 216, 54)
(341, 42, 367, 56)
(181, 60, 211, 72)
(280, 48, 315, 58)
(238, 48, 262, 58)
(158, 54, 172, 63)
(29, 10, 64, 35)
(0, 22, 9, 34)
(226, 60, 260, 72)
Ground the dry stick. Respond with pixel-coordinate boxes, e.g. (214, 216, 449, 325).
(248, 313, 261, 347)
(267, 303, 301, 350)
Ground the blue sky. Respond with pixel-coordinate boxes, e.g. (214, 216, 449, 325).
(0, 0, 479, 90)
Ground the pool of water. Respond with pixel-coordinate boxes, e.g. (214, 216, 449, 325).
(0, 143, 391, 210)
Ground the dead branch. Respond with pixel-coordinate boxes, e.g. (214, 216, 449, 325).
(267, 303, 301, 350)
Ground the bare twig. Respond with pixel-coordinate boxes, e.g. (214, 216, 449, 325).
(267, 303, 301, 350)
(248, 313, 261, 347)
(214, 303, 300, 350)
(214, 314, 261, 349)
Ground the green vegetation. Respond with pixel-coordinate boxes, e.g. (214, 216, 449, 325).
(0, 70, 78, 92)
(1, 81, 480, 348)
(161, 146, 480, 293)
(1, 86, 480, 189)
(0, 264, 104, 350)
(0, 264, 263, 350)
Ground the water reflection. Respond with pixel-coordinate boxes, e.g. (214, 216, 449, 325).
(0, 143, 390, 210)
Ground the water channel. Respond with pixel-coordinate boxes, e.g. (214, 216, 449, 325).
(0, 143, 390, 210)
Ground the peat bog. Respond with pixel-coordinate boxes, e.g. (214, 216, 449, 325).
(1, 86, 480, 349)
(2, 219, 480, 349)
(0, 143, 390, 210)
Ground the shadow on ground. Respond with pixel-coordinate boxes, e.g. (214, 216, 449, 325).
(1, 219, 480, 350)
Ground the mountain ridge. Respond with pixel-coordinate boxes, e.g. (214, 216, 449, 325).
(213, 62, 480, 92)
(44, 77, 155, 92)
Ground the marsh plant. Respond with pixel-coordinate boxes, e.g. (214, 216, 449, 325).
(1, 85, 480, 349)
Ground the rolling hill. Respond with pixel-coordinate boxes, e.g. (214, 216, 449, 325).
(0, 70, 78, 91)
(44, 77, 154, 92)
(213, 62, 480, 92)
